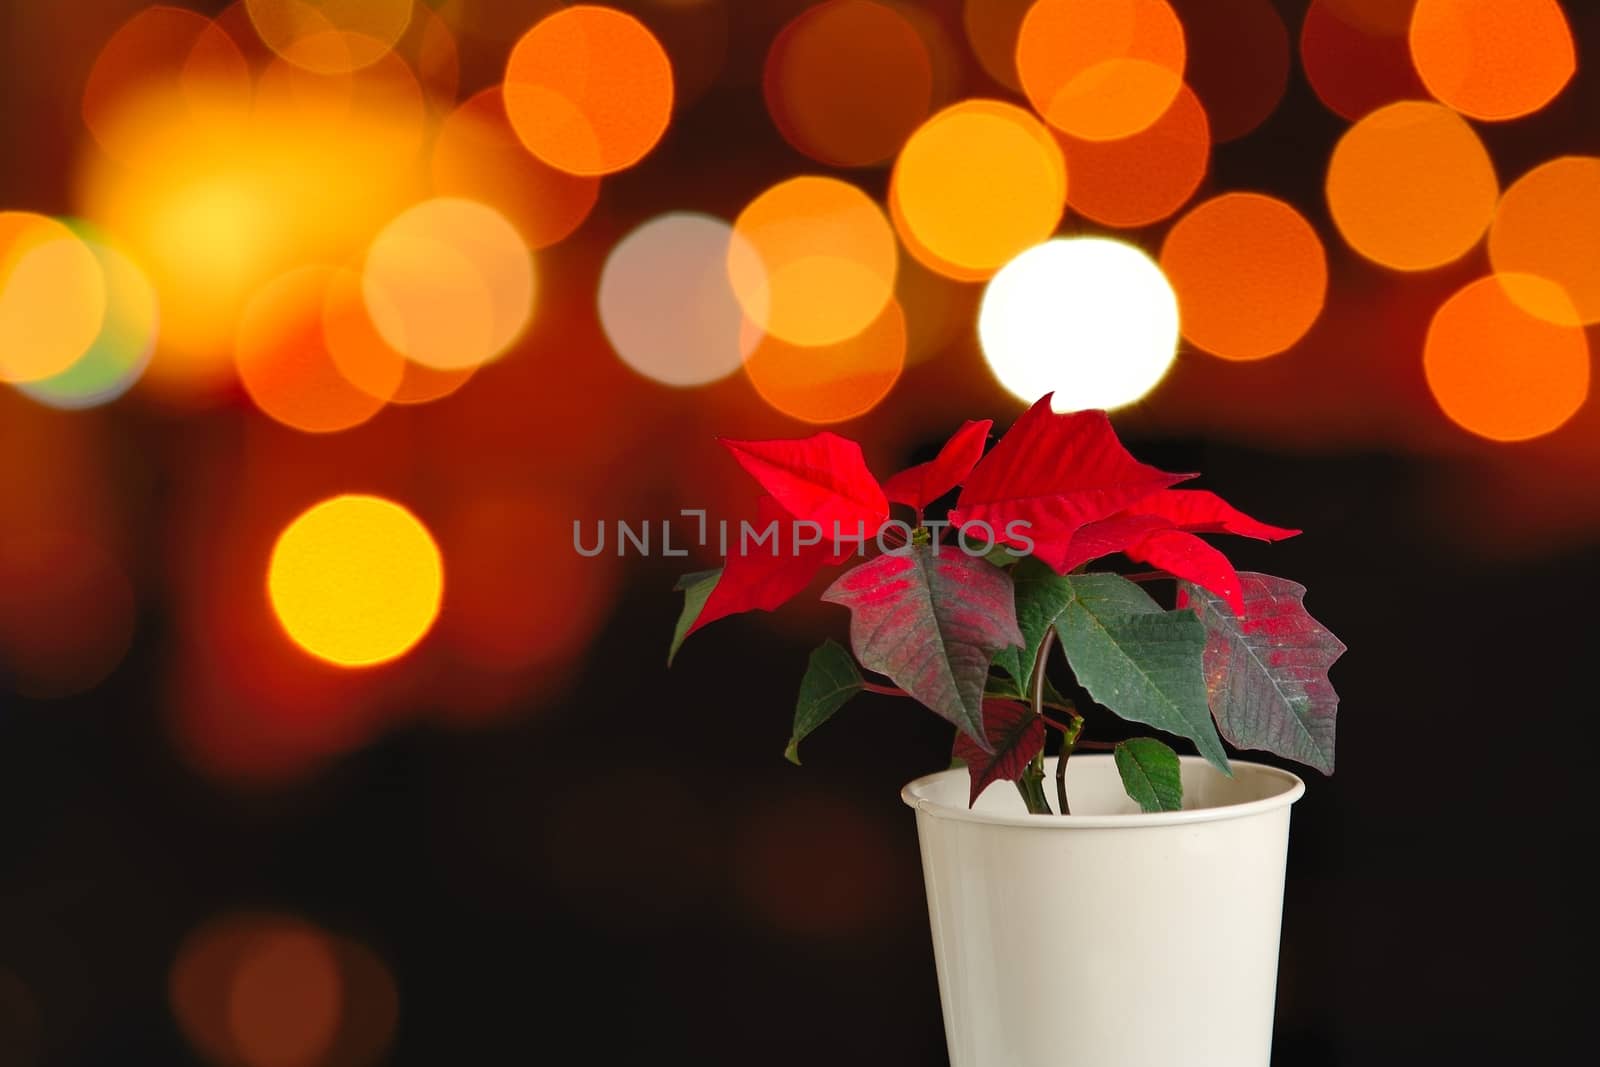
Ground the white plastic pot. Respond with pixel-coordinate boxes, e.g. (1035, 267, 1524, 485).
(902, 755, 1304, 1067)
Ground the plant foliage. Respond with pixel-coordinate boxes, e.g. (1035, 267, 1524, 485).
(671, 396, 1344, 813)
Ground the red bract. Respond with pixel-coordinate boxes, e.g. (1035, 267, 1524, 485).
(686, 404, 1292, 653)
(883, 419, 992, 511)
(1128, 529, 1245, 613)
(688, 496, 834, 636)
(1127, 489, 1300, 540)
(1044, 489, 1300, 612)
(949, 395, 1188, 554)
(720, 432, 889, 537)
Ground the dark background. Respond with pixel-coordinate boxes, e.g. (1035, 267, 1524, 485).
(3, 1, 1596, 1063)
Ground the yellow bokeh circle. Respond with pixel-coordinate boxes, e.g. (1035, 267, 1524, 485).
(267, 495, 444, 667)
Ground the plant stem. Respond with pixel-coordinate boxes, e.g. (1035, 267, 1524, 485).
(1027, 629, 1062, 814)
(1055, 715, 1082, 815)
(1014, 769, 1052, 815)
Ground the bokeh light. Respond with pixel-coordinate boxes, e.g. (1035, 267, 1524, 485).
(890, 100, 1065, 281)
(0, 213, 108, 384)
(171, 913, 397, 1067)
(1300, 0, 1428, 121)
(742, 299, 906, 424)
(362, 197, 535, 372)
(431, 88, 600, 250)
(1423, 274, 1589, 441)
(165, 438, 394, 784)
(0, 529, 135, 699)
(1410, 0, 1574, 121)
(268, 494, 444, 667)
(1058, 83, 1209, 228)
(1170, 0, 1289, 142)
(320, 264, 411, 404)
(14, 230, 156, 410)
(1326, 101, 1497, 271)
(246, 0, 415, 74)
(728, 176, 896, 346)
(388, 361, 478, 406)
(437, 488, 619, 687)
(763, 0, 933, 168)
(1325, 0, 1416, 35)
(236, 265, 398, 433)
(962, 0, 1032, 90)
(599, 212, 755, 387)
(504, 5, 674, 176)
(253, 45, 429, 165)
(400, 1, 462, 113)
(1488, 156, 1600, 326)
(978, 237, 1179, 411)
(1016, 0, 1186, 142)
(81, 6, 252, 167)
(1161, 193, 1327, 361)
(610, 0, 732, 110)
(77, 37, 430, 402)
(228, 923, 343, 1067)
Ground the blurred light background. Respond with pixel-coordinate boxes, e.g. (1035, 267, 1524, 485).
(0, 1, 1592, 1063)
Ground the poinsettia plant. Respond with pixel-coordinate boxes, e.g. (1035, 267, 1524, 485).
(670, 396, 1344, 814)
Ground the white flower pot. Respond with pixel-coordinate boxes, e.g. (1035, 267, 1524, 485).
(902, 755, 1304, 1067)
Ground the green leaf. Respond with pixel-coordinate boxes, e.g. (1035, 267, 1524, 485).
(667, 568, 720, 665)
(1070, 570, 1163, 616)
(1059, 573, 1231, 775)
(1181, 573, 1345, 774)
(993, 558, 1075, 692)
(1114, 738, 1184, 812)
(785, 639, 864, 765)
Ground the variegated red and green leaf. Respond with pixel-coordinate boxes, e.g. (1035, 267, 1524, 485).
(952, 699, 1045, 805)
(822, 544, 1023, 750)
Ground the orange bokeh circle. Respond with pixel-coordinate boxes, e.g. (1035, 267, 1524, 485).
(1160, 193, 1327, 361)
(431, 88, 599, 250)
(763, 0, 934, 167)
(1325, 101, 1497, 271)
(962, 0, 1032, 91)
(1423, 273, 1589, 442)
(1409, 0, 1574, 121)
(504, 5, 674, 176)
(890, 99, 1066, 281)
(1488, 156, 1600, 326)
(1300, 0, 1428, 122)
(1016, 0, 1186, 142)
(729, 176, 898, 347)
(236, 265, 397, 433)
(742, 299, 906, 424)
(1058, 83, 1209, 229)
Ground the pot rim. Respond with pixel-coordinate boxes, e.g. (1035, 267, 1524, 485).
(901, 754, 1306, 829)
